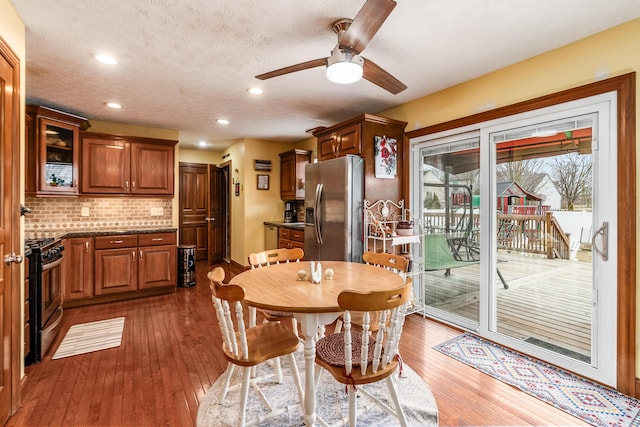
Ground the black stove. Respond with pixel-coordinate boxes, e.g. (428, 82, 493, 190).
(24, 237, 64, 364)
(24, 237, 56, 249)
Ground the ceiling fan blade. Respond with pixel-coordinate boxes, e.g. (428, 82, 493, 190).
(255, 58, 327, 80)
(339, 0, 397, 55)
(362, 58, 406, 94)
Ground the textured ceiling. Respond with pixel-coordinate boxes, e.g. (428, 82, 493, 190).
(10, 0, 640, 151)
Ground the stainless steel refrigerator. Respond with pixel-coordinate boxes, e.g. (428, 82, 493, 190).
(304, 155, 364, 262)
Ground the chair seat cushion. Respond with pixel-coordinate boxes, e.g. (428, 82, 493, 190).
(316, 332, 376, 367)
(262, 309, 294, 319)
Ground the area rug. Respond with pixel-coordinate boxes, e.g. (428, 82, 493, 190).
(434, 333, 640, 427)
(52, 317, 125, 360)
(197, 348, 438, 427)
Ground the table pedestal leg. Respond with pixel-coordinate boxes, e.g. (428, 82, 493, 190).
(296, 312, 339, 427)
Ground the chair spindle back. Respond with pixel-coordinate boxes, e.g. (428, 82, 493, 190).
(208, 267, 250, 361)
(248, 248, 304, 269)
(339, 278, 412, 376)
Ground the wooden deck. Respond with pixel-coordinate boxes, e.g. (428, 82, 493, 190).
(422, 250, 592, 360)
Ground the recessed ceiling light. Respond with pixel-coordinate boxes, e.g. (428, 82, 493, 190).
(217, 118, 229, 125)
(94, 53, 118, 65)
(246, 87, 263, 95)
(106, 102, 122, 109)
(198, 141, 207, 147)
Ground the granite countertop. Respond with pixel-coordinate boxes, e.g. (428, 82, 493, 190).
(59, 228, 177, 239)
(263, 221, 305, 231)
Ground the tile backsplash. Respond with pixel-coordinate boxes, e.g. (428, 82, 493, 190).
(24, 197, 173, 238)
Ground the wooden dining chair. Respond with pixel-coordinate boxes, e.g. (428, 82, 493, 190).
(315, 279, 413, 427)
(247, 248, 304, 336)
(334, 251, 410, 333)
(208, 267, 303, 427)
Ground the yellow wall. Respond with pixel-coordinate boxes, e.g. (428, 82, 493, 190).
(242, 139, 296, 260)
(381, 19, 639, 135)
(220, 139, 296, 266)
(379, 18, 640, 373)
(178, 148, 222, 165)
(1, 0, 26, 379)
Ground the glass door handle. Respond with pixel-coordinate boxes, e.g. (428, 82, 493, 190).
(592, 221, 608, 261)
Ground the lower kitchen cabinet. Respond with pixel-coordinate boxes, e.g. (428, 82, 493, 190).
(62, 231, 178, 307)
(278, 227, 304, 251)
(138, 233, 176, 289)
(62, 237, 94, 300)
(94, 235, 138, 295)
(64, 231, 177, 306)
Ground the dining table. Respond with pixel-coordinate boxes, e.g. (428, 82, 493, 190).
(229, 259, 405, 427)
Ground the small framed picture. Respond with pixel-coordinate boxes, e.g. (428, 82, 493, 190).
(257, 174, 269, 190)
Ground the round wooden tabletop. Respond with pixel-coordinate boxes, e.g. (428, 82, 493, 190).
(231, 260, 404, 314)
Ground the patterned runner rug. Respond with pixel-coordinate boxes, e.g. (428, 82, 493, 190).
(434, 333, 640, 427)
(197, 348, 438, 426)
(52, 317, 125, 360)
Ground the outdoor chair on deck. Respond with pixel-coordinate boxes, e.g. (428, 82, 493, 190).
(424, 233, 508, 289)
(315, 280, 413, 427)
(208, 267, 303, 427)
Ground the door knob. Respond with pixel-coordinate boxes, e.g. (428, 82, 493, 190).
(4, 253, 23, 265)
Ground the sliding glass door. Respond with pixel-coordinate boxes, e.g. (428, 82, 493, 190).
(412, 92, 617, 386)
(417, 132, 482, 331)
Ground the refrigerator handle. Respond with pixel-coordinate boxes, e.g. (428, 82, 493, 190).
(314, 183, 324, 244)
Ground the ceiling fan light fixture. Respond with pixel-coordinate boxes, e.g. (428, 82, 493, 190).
(326, 49, 364, 85)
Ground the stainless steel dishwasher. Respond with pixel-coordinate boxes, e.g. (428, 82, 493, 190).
(264, 224, 278, 250)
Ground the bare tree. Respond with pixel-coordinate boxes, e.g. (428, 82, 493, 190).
(549, 153, 592, 209)
(496, 159, 546, 194)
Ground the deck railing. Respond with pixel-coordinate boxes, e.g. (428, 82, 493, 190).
(423, 211, 570, 259)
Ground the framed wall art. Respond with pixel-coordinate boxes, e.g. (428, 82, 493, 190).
(257, 174, 270, 190)
(374, 135, 397, 179)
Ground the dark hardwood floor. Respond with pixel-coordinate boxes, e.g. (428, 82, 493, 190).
(6, 261, 586, 426)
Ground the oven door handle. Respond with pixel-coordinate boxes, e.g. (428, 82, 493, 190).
(42, 256, 63, 272)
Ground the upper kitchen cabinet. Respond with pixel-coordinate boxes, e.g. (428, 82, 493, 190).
(316, 123, 361, 160)
(313, 114, 407, 202)
(279, 149, 311, 201)
(26, 105, 90, 196)
(81, 133, 176, 196)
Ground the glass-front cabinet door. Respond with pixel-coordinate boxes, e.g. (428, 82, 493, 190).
(40, 118, 79, 194)
(26, 105, 88, 196)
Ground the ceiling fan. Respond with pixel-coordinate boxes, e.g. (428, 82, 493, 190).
(255, 0, 407, 95)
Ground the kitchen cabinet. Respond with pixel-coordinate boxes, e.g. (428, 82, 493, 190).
(62, 237, 94, 301)
(94, 234, 139, 295)
(25, 105, 89, 196)
(81, 132, 176, 195)
(138, 233, 177, 289)
(313, 114, 407, 202)
(279, 149, 311, 201)
(94, 232, 176, 295)
(316, 123, 361, 160)
(278, 227, 304, 251)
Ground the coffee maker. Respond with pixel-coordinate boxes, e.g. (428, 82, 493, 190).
(283, 201, 295, 223)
